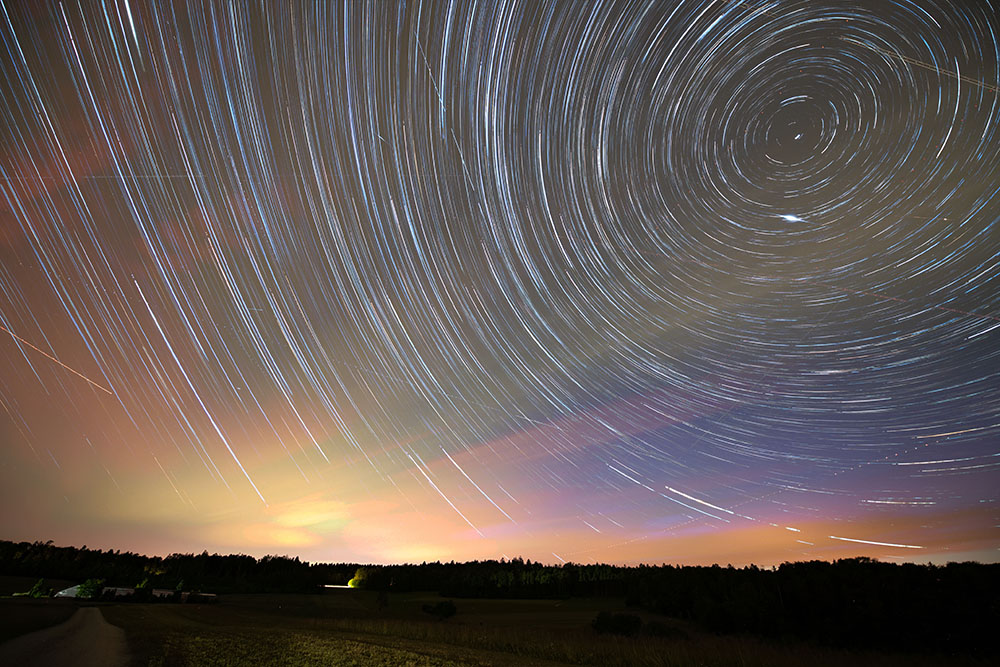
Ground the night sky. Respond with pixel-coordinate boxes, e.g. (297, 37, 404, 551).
(1, 0, 998, 566)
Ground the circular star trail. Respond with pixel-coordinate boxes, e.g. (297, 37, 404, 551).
(0, 0, 997, 563)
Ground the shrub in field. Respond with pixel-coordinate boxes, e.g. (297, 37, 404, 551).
(133, 578, 153, 602)
(422, 600, 457, 620)
(642, 619, 688, 640)
(592, 611, 643, 636)
(29, 578, 51, 598)
(76, 578, 105, 599)
(13, 578, 50, 598)
(347, 567, 368, 588)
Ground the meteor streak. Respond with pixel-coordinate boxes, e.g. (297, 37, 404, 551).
(0, 324, 112, 395)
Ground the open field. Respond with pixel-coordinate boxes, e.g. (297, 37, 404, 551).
(1, 580, 992, 666)
(90, 590, 990, 667)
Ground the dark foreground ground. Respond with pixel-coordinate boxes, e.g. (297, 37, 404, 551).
(0, 588, 992, 666)
(0, 606, 128, 666)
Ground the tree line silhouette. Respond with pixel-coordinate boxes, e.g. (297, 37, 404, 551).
(2, 539, 996, 655)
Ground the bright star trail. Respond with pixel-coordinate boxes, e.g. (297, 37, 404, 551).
(0, 0, 997, 565)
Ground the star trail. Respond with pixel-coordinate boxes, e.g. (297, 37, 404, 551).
(0, 0, 997, 565)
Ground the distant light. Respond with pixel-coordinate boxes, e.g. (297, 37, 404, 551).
(780, 214, 804, 222)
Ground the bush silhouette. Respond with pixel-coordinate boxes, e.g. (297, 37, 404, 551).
(592, 611, 643, 636)
(422, 600, 457, 620)
(14, 578, 49, 598)
(642, 620, 688, 640)
(76, 578, 104, 599)
(348, 567, 368, 588)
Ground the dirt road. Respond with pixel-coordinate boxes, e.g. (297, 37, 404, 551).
(0, 606, 129, 666)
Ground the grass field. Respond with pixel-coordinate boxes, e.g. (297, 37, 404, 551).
(1, 577, 990, 666)
(89, 590, 991, 667)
